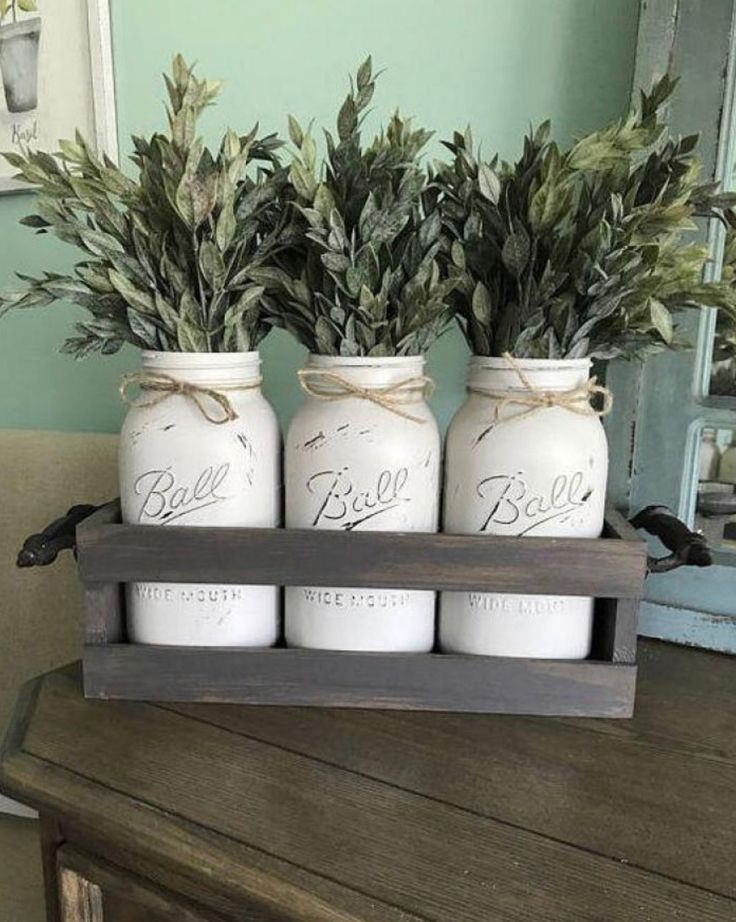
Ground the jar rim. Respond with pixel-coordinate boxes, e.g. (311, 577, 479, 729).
(307, 353, 425, 367)
(469, 354, 591, 372)
(141, 350, 261, 368)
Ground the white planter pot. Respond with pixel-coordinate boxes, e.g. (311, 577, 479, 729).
(0, 18, 40, 113)
(119, 351, 281, 646)
(285, 354, 440, 651)
(440, 356, 609, 659)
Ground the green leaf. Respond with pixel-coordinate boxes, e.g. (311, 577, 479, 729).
(221, 129, 241, 161)
(321, 252, 351, 273)
(356, 56, 372, 91)
(313, 183, 335, 219)
(41, 278, 94, 304)
(154, 292, 179, 333)
(127, 307, 159, 347)
(315, 315, 337, 353)
(529, 180, 569, 233)
(301, 134, 317, 170)
(451, 240, 466, 269)
(418, 210, 441, 249)
(80, 229, 125, 259)
(57, 138, 85, 163)
(176, 169, 217, 229)
(356, 82, 374, 111)
(177, 318, 208, 352)
(288, 115, 304, 147)
(471, 281, 492, 325)
(364, 208, 410, 246)
(649, 297, 674, 343)
(215, 201, 236, 251)
(245, 266, 294, 290)
(290, 160, 316, 200)
(477, 163, 500, 203)
(198, 240, 227, 290)
(501, 228, 531, 278)
(223, 285, 265, 327)
(355, 243, 380, 290)
(76, 265, 115, 294)
(179, 290, 202, 327)
(18, 213, 49, 229)
(108, 269, 155, 315)
(337, 94, 357, 141)
(2, 149, 25, 169)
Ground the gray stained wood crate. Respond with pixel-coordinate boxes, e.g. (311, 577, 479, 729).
(74, 501, 646, 716)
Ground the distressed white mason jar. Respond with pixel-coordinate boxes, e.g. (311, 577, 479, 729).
(440, 356, 609, 659)
(119, 351, 280, 646)
(285, 354, 440, 651)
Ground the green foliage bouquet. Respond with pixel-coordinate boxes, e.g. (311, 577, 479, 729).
(267, 57, 456, 356)
(436, 76, 736, 359)
(0, 55, 292, 356)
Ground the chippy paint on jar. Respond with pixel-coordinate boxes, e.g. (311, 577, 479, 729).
(440, 356, 608, 659)
(119, 351, 281, 646)
(285, 354, 440, 652)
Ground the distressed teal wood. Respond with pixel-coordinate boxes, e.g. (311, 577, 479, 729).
(607, 0, 736, 651)
(638, 601, 736, 652)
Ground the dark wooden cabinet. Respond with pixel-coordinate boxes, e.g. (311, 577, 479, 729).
(57, 847, 229, 922)
(2, 643, 736, 921)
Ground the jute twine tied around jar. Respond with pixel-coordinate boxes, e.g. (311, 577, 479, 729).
(297, 368, 435, 424)
(467, 352, 613, 426)
(119, 372, 262, 425)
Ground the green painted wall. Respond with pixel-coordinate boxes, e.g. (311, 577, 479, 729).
(0, 0, 639, 434)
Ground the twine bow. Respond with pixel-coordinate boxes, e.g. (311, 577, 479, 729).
(120, 372, 261, 425)
(469, 352, 613, 428)
(297, 368, 435, 424)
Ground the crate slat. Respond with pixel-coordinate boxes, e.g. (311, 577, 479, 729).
(77, 511, 647, 599)
(82, 645, 636, 717)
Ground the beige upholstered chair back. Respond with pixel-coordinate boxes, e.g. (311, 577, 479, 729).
(0, 430, 117, 740)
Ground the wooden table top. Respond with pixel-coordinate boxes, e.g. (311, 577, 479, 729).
(1, 639, 735, 921)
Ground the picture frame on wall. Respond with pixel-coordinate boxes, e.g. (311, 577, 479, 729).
(0, 0, 117, 194)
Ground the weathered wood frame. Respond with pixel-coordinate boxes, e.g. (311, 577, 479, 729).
(606, 0, 736, 651)
(75, 502, 646, 717)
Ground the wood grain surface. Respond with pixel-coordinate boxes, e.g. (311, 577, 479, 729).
(82, 643, 637, 715)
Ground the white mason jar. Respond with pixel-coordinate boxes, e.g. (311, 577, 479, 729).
(285, 354, 440, 651)
(119, 351, 281, 646)
(440, 356, 609, 659)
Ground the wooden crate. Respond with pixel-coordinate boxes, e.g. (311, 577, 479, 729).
(75, 502, 647, 717)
